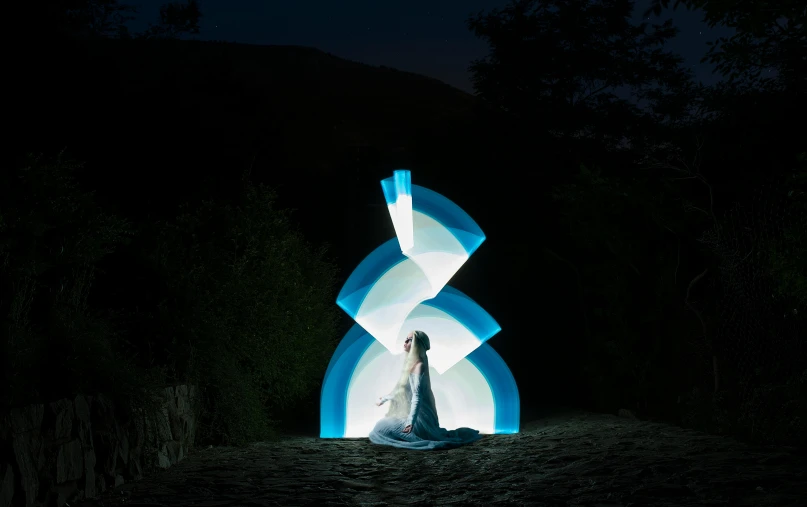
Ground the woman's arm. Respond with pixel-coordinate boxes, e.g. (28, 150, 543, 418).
(377, 383, 399, 405)
(376, 392, 394, 405)
(404, 363, 424, 430)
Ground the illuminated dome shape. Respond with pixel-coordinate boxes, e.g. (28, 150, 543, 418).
(321, 170, 519, 438)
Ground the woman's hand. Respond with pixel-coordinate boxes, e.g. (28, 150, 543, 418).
(402, 424, 412, 434)
(375, 397, 385, 406)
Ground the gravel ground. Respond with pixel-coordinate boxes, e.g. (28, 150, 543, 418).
(77, 410, 807, 506)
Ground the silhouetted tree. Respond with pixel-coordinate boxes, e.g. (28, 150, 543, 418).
(768, 152, 807, 310)
(20, 0, 136, 39)
(467, 0, 693, 154)
(646, 0, 807, 88)
(0, 153, 137, 406)
(149, 177, 340, 444)
(141, 0, 202, 39)
(20, 0, 203, 40)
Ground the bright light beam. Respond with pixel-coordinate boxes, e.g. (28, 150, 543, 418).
(383, 169, 414, 252)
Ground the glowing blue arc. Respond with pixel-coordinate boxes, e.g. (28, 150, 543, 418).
(337, 181, 487, 324)
(337, 258, 501, 342)
(320, 324, 520, 438)
(423, 286, 501, 344)
(336, 238, 404, 318)
(382, 181, 486, 256)
(466, 343, 520, 434)
(320, 325, 376, 439)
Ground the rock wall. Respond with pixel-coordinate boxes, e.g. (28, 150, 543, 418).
(0, 385, 198, 507)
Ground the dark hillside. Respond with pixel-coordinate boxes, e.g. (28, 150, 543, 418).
(11, 39, 499, 260)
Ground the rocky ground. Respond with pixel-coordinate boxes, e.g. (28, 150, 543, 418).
(77, 410, 807, 506)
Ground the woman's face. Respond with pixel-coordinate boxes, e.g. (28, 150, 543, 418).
(404, 332, 413, 353)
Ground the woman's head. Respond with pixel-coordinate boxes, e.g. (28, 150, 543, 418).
(402, 330, 430, 376)
(404, 330, 430, 357)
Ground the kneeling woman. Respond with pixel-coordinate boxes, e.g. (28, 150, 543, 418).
(370, 330, 483, 450)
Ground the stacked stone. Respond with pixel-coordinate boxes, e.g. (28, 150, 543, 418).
(0, 385, 197, 507)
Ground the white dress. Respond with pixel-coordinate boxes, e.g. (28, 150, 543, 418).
(369, 371, 483, 450)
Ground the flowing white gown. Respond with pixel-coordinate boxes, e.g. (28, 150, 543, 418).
(368, 371, 483, 450)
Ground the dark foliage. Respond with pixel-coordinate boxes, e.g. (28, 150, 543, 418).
(146, 181, 341, 444)
(19, 0, 201, 40)
(1, 153, 342, 442)
(466, 0, 807, 444)
(6, 0, 806, 448)
(18, 0, 137, 39)
(140, 0, 202, 39)
(0, 154, 144, 406)
(645, 0, 806, 88)
(467, 0, 693, 165)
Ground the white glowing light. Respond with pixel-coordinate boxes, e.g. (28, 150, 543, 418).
(344, 340, 494, 437)
(388, 170, 414, 252)
(354, 211, 469, 359)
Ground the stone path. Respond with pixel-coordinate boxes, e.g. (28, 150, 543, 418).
(77, 411, 807, 506)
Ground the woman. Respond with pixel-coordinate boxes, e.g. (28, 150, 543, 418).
(369, 330, 483, 450)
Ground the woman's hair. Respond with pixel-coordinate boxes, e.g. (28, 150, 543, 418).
(385, 330, 430, 419)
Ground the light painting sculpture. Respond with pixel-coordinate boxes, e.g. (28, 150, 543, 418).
(320, 169, 519, 438)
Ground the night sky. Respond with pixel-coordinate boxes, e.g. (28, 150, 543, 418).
(128, 0, 734, 94)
